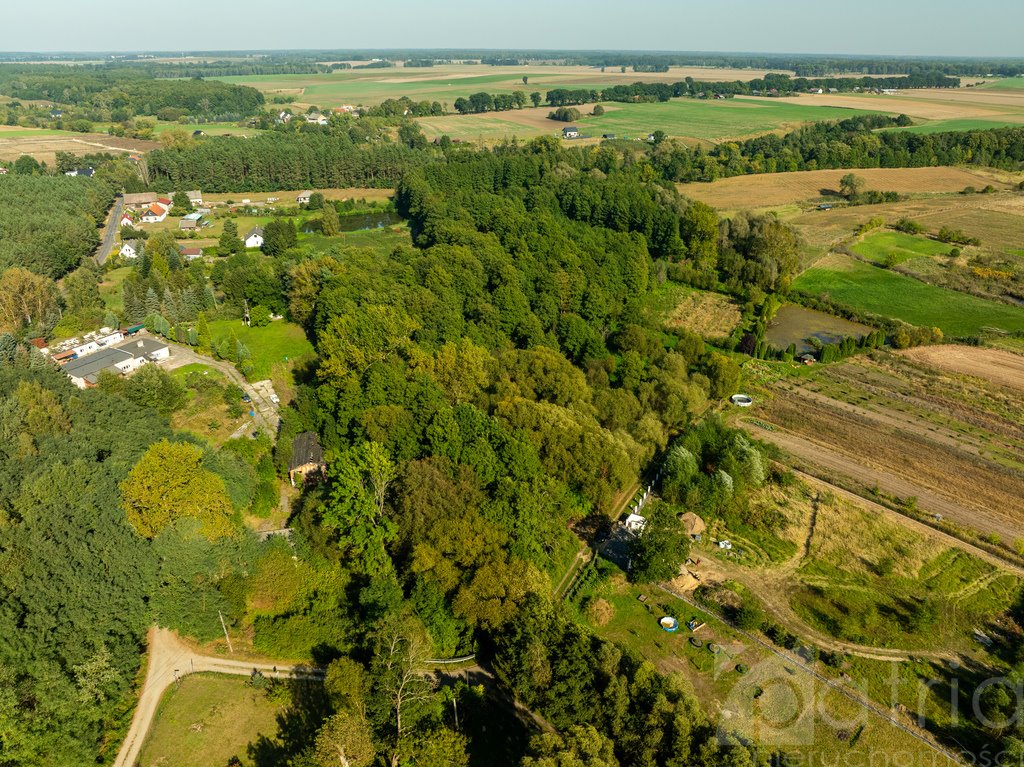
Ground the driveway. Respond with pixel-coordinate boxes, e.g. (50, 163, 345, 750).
(95, 197, 123, 266)
(162, 343, 281, 434)
(112, 627, 322, 767)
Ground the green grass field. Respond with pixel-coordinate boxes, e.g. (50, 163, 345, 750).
(983, 77, 1024, 90)
(0, 127, 81, 138)
(99, 266, 134, 313)
(794, 254, 1024, 336)
(207, 318, 314, 381)
(577, 98, 887, 140)
(139, 673, 282, 767)
(419, 98, 888, 142)
(850, 230, 954, 265)
(885, 117, 1024, 134)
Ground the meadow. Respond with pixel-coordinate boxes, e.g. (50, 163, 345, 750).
(850, 230, 954, 265)
(886, 117, 1024, 134)
(419, 98, 888, 143)
(793, 254, 1024, 336)
(207, 318, 314, 382)
(139, 674, 281, 767)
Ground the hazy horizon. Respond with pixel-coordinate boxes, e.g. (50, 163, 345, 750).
(4, 0, 1022, 58)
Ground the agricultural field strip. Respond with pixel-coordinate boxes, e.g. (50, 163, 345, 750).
(899, 345, 1024, 394)
(746, 422, 1019, 543)
(657, 585, 964, 765)
(763, 391, 1024, 518)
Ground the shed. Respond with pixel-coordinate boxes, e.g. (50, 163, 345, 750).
(289, 432, 326, 486)
(296, 191, 313, 204)
(680, 512, 707, 538)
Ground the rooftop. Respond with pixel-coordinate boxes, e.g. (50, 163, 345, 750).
(289, 431, 325, 471)
(62, 347, 133, 379)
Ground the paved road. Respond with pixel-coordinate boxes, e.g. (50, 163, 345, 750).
(163, 343, 281, 434)
(113, 627, 322, 767)
(95, 197, 123, 266)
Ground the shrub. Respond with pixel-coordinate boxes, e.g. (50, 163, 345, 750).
(585, 597, 615, 627)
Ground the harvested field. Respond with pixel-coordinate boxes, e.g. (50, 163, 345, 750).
(748, 353, 1024, 542)
(899, 345, 1024, 393)
(738, 92, 1019, 121)
(677, 167, 1009, 210)
(200, 187, 394, 204)
(0, 130, 159, 164)
(662, 288, 742, 339)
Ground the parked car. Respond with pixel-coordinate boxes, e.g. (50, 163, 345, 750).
(269, 393, 280, 405)
(242, 393, 251, 403)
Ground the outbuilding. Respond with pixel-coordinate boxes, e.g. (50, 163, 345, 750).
(289, 432, 326, 486)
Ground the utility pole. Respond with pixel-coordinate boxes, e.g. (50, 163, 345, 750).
(219, 610, 234, 653)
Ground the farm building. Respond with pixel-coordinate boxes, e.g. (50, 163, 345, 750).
(296, 191, 313, 204)
(178, 218, 199, 231)
(289, 432, 326, 486)
(798, 353, 817, 366)
(64, 167, 94, 177)
(602, 133, 616, 140)
(186, 190, 203, 205)
(680, 512, 706, 539)
(60, 337, 169, 389)
(244, 226, 265, 249)
(122, 192, 159, 208)
(561, 126, 580, 139)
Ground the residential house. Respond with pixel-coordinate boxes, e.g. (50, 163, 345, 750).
(244, 226, 265, 249)
(179, 247, 203, 261)
(289, 432, 326, 486)
(119, 212, 135, 228)
(120, 240, 142, 259)
(140, 203, 168, 223)
(561, 126, 579, 139)
(64, 167, 94, 177)
(304, 112, 329, 125)
(186, 190, 203, 206)
(296, 191, 313, 205)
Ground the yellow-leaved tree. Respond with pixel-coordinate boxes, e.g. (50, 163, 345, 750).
(120, 439, 234, 539)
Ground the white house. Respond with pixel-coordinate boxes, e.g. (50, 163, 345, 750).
(186, 190, 203, 206)
(561, 126, 579, 139)
(140, 202, 168, 224)
(120, 240, 141, 259)
(296, 191, 313, 205)
(244, 226, 265, 249)
(62, 337, 170, 389)
(120, 212, 135, 228)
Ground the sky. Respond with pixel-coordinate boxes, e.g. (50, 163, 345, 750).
(3, 0, 1022, 57)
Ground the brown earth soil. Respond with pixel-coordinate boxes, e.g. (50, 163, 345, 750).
(899, 345, 1024, 393)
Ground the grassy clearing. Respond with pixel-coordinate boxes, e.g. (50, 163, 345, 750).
(169, 365, 248, 446)
(886, 117, 1024, 134)
(207, 318, 314, 383)
(793, 254, 1024, 336)
(651, 282, 742, 340)
(851, 230, 954, 265)
(139, 673, 282, 767)
(790, 497, 1020, 651)
(99, 266, 134, 313)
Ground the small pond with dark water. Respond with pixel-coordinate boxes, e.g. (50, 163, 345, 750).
(302, 210, 402, 234)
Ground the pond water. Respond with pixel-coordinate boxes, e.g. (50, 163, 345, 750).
(765, 304, 872, 353)
(302, 210, 402, 234)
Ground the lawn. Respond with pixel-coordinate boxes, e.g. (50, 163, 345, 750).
(207, 318, 314, 382)
(99, 266, 134, 314)
(850, 230, 954, 265)
(139, 673, 283, 767)
(793, 254, 1024, 336)
(647, 281, 742, 341)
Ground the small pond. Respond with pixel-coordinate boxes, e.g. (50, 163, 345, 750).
(302, 210, 402, 234)
(765, 304, 872, 354)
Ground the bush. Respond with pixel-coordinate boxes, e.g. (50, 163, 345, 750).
(592, 104, 605, 116)
(585, 597, 615, 627)
(894, 217, 923, 234)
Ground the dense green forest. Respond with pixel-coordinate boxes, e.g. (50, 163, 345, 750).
(0, 175, 114, 278)
(0, 66, 264, 118)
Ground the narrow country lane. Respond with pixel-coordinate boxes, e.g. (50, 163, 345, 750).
(113, 627, 322, 767)
(95, 197, 123, 266)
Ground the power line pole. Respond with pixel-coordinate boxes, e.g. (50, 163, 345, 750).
(219, 610, 234, 654)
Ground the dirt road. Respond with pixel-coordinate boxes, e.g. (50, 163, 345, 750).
(113, 627, 321, 767)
